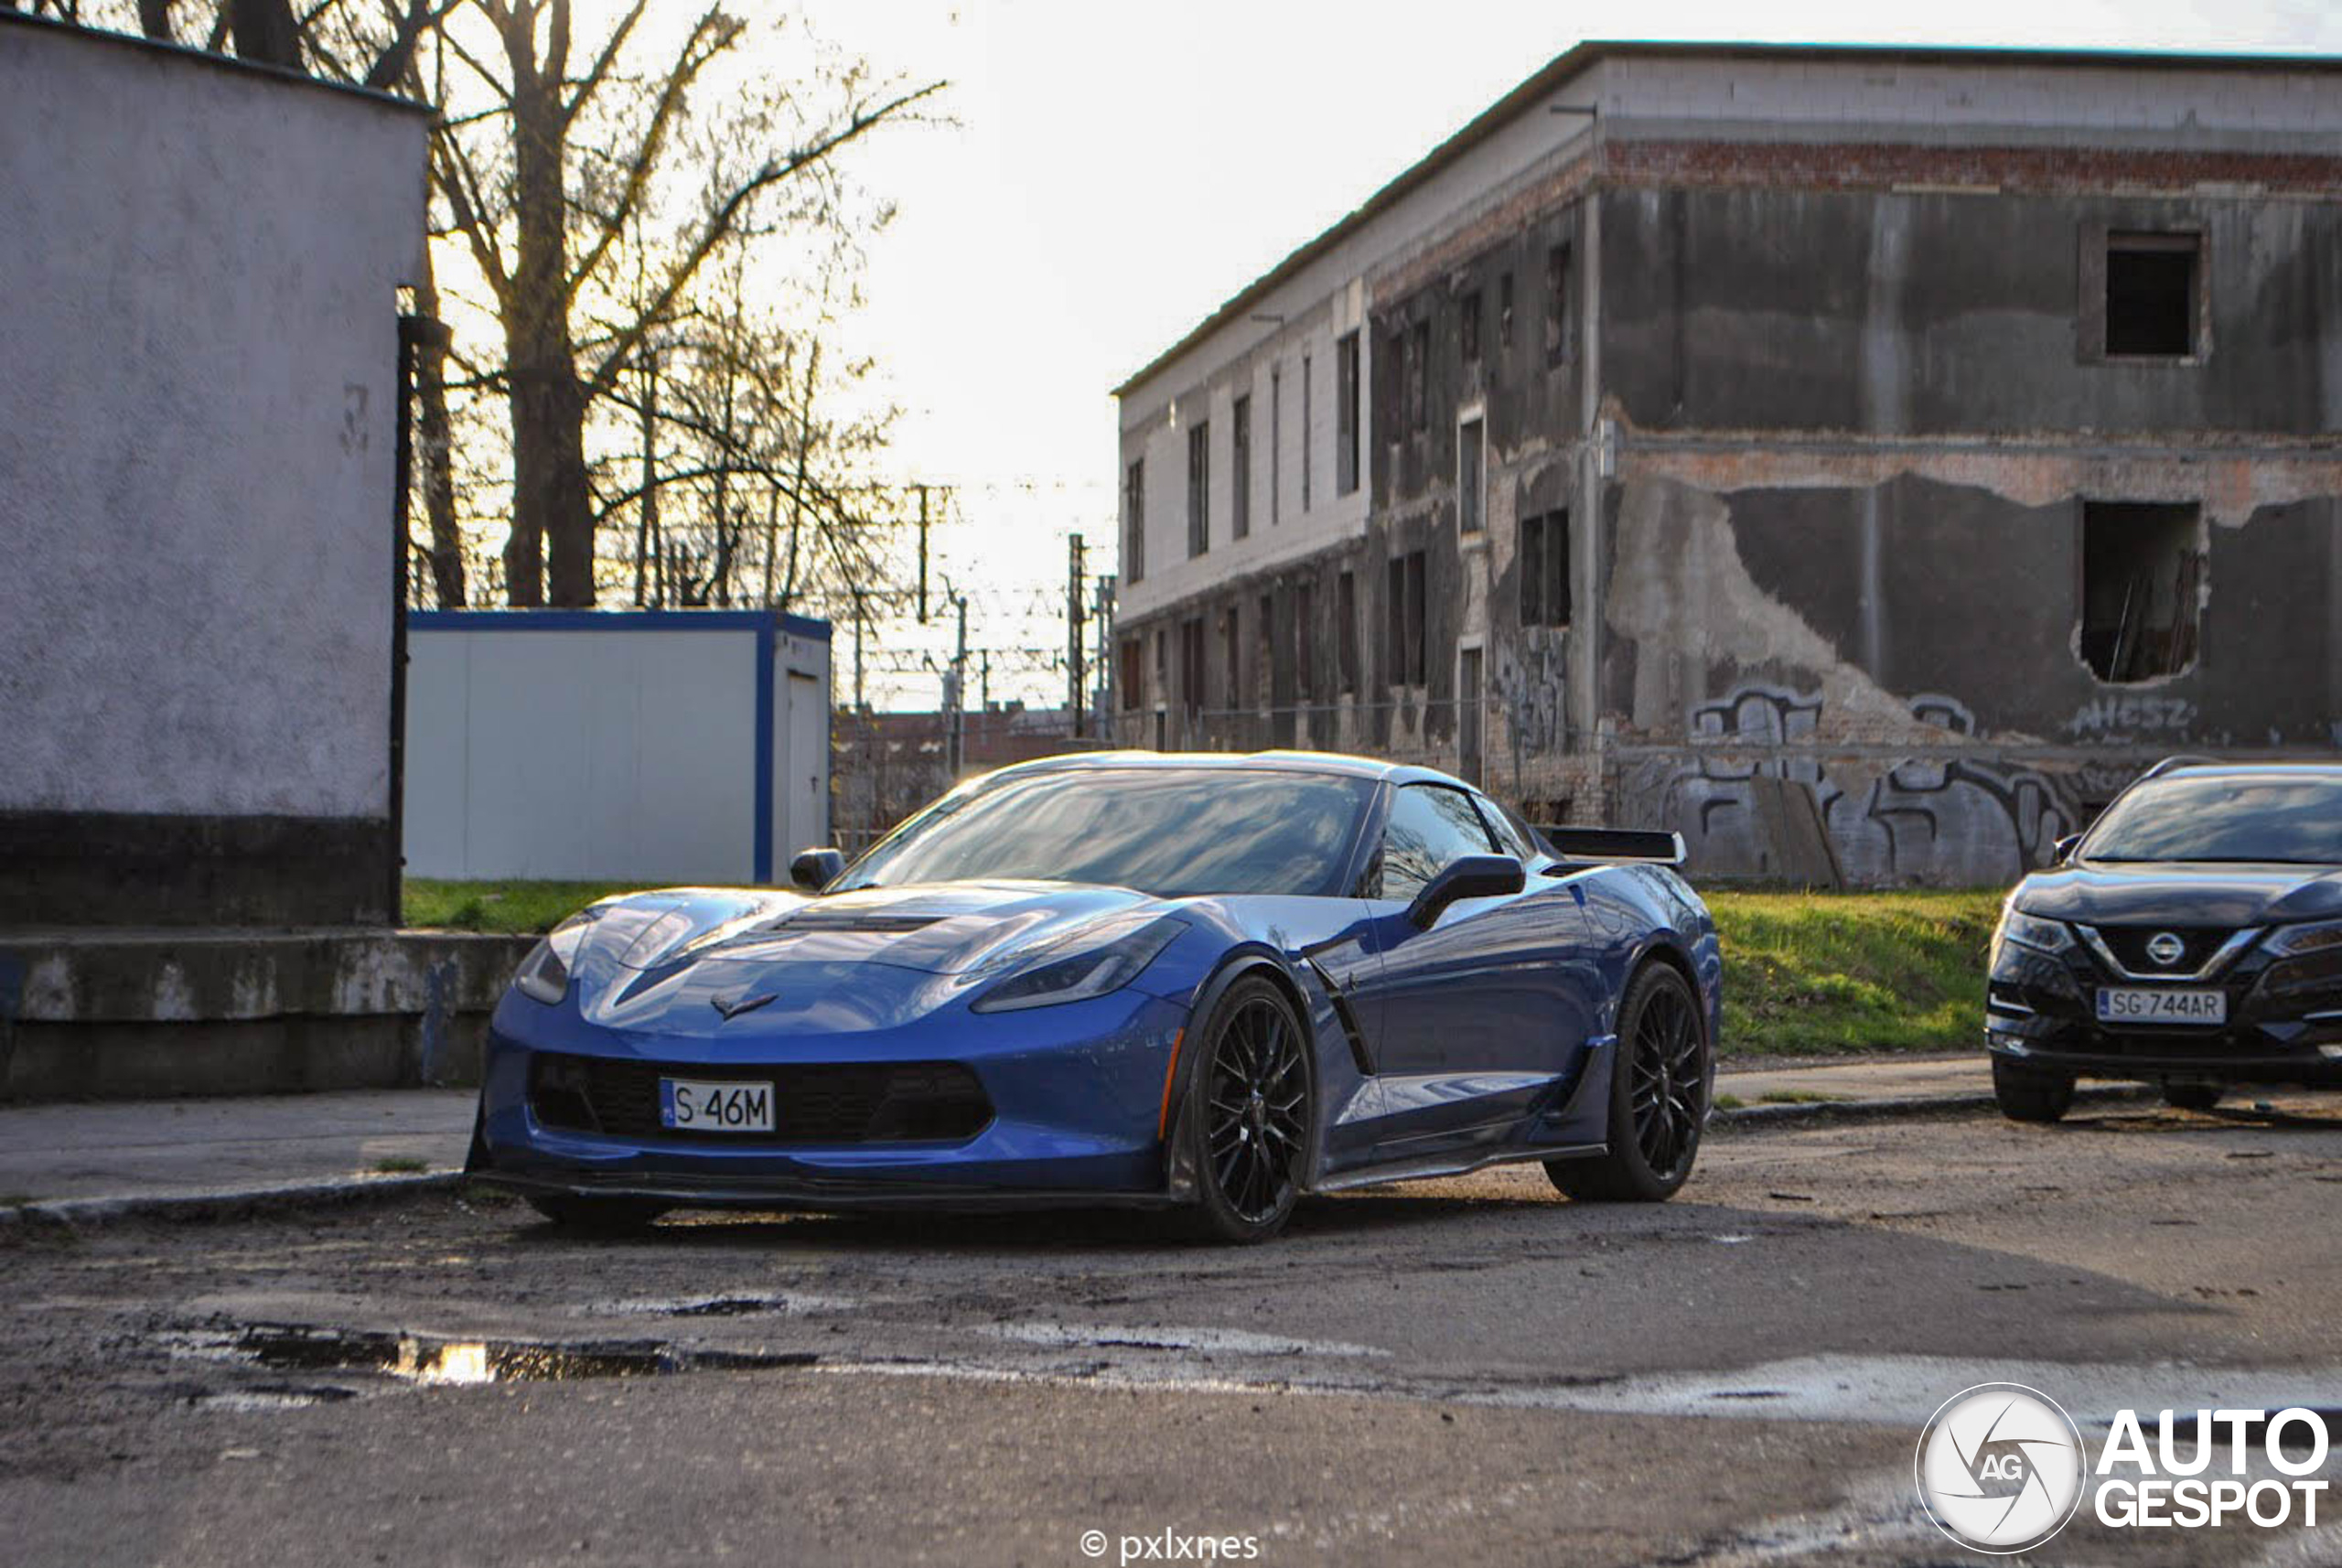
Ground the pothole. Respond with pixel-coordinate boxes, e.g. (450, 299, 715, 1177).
(166, 1321, 820, 1402)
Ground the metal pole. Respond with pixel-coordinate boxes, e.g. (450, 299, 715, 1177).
(1068, 533, 1086, 737)
(634, 348, 656, 607)
(390, 315, 443, 925)
(951, 593, 968, 777)
(916, 484, 929, 624)
(851, 587, 865, 713)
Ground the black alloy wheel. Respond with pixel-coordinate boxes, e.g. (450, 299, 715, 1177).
(1548, 962, 1708, 1202)
(1180, 974, 1311, 1243)
(1992, 1057, 2077, 1124)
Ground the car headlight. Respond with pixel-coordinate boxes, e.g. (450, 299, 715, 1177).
(2265, 919, 2342, 957)
(968, 914, 1184, 1014)
(513, 909, 600, 1004)
(1991, 907, 2072, 971)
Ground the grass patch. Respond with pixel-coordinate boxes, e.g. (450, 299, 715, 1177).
(403, 879, 655, 934)
(371, 1156, 428, 1175)
(1712, 1093, 1746, 1112)
(403, 880, 2003, 1060)
(0, 1192, 35, 1208)
(1709, 888, 2002, 1059)
(1756, 1090, 1842, 1105)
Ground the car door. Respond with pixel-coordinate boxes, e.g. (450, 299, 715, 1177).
(1352, 781, 1598, 1154)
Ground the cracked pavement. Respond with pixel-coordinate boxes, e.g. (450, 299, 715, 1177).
(5, 1097, 2342, 1565)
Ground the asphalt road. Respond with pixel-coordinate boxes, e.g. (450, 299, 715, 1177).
(5, 1097, 2342, 1567)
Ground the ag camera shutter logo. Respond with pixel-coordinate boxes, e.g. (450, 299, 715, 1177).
(1915, 1383, 2086, 1553)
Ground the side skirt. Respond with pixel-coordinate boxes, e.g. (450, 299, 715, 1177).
(1310, 1138, 1607, 1194)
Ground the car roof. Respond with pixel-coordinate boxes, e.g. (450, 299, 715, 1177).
(979, 749, 1471, 789)
(2145, 762, 2342, 783)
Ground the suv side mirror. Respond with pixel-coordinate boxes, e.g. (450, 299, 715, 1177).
(1406, 854, 1526, 928)
(2053, 833, 2083, 865)
(790, 847, 845, 891)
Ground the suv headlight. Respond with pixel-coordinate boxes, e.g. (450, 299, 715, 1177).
(969, 915, 1183, 1014)
(2265, 919, 2342, 958)
(513, 909, 600, 1004)
(1991, 907, 2072, 971)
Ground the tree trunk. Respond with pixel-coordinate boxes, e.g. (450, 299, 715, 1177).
(231, 0, 300, 67)
(413, 268, 466, 608)
(500, 0, 596, 607)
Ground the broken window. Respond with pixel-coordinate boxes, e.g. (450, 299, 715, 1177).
(1458, 418, 1485, 534)
(1301, 352, 1315, 510)
(1257, 592, 1273, 706)
(1179, 618, 1205, 714)
(2106, 233, 2200, 359)
(1230, 394, 1252, 540)
(1294, 580, 1315, 699)
(1268, 366, 1281, 526)
(1119, 638, 1144, 709)
(1386, 550, 1427, 687)
(1499, 272, 1514, 349)
(1336, 570, 1358, 693)
(1520, 510, 1571, 627)
(1545, 242, 1574, 366)
(2080, 501, 2202, 682)
(1221, 607, 1242, 711)
(1186, 421, 1209, 557)
(1123, 458, 1144, 584)
(1460, 289, 1482, 366)
(1410, 319, 1430, 432)
(1335, 332, 1360, 495)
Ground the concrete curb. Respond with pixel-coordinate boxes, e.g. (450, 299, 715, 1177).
(1710, 1081, 2157, 1130)
(0, 1084, 2170, 1230)
(0, 1169, 462, 1232)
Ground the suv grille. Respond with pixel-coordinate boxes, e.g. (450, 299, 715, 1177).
(2088, 926, 2237, 976)
(529, 1053, 992, 1144)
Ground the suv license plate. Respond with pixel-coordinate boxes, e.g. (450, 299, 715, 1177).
(2097, 988, 2227, 1026)
(660, 1078, 775, 1132)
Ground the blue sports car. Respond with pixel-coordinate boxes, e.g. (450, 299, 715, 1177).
(468, 751, 1723, 1242)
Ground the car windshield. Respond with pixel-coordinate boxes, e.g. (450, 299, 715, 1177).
(2081, 775, 2342, 865)
(837, 768, 1376, 897)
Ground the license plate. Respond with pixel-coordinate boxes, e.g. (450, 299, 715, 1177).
(2096, 988, 2227, 1026)
(660, 1078, 775, 1133)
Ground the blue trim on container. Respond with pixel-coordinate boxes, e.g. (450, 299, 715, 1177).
(779, 611, 832, 643)
(753, 617, 776, 884)
(410, 609, 778, 632)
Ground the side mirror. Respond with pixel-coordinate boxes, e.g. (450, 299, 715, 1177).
(2053, 833, 2083, 865)
(790, 847, 845, 891)
(1406, 854, 1526, 928)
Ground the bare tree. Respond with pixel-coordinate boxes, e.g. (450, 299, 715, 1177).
(430, 1, 938, 607)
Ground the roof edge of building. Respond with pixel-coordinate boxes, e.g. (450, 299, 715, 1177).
(1109, 37, 2342, 403)
(1, 8, 434, 117)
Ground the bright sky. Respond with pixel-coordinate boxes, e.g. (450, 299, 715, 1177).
(803, 0, 2342, 705)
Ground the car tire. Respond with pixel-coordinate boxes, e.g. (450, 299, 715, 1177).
(1547, 962, 1708, 1204)
(1175, 973, 1312, 1244)
(2163, 1082, 2224, 1112)
(1992, 1058, 2076, 1124)
(526, 1193, 671, 1233)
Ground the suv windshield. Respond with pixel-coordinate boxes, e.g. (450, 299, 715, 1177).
(2081, 774, 2342, 865)
(838, 768, 1375, 897)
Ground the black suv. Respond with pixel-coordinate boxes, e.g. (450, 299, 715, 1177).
(1988, 760, 2342, 1122)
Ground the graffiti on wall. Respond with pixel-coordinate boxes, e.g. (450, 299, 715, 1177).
(1627, 683, 2087, 886)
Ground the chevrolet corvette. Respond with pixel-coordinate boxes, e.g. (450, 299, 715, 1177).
(467, 751, 1723, 1242)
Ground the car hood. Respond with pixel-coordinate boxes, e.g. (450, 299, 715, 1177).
(2015, 863, 2342, 928)
(566, 881, 1177, 1036)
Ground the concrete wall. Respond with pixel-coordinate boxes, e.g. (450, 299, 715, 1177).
(1112, 45, 2342, 886)
(0, 16, 428, 924)
(403, 612, 833, 885)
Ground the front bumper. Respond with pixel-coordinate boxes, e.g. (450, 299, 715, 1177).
(1986, 938, 2342, 1088)
(471, 985, 1195, 1206)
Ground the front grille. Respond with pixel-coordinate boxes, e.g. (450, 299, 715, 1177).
(2088, 925, 2238, 975)
(529, 1053, 992, 1144)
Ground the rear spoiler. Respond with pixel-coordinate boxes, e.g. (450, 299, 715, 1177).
(1534, 826, 1687, 865)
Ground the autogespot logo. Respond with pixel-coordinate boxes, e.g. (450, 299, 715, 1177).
(1915, 1383, 2087, 1553)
